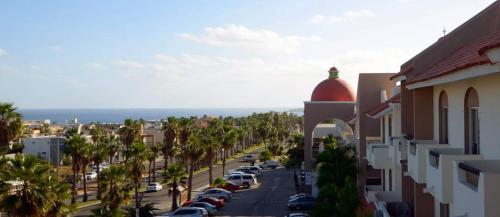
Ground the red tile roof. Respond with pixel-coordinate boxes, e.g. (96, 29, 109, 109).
(406, 31, 500, 85)
(365, 94, 401, 117)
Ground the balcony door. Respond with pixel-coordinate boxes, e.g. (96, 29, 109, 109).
(439, 91, 449, 144)
(464, 88, 480, 155)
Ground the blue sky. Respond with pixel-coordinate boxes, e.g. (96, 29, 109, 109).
(0, 0, 496, 108)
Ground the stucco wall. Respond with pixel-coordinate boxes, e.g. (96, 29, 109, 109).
(432, 72, 500, 159)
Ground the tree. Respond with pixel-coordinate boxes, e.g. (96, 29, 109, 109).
(119, 119, 142, 150)
(80, 142, 94, 202)
(106, 136, 120, 164)
(92, 164, 132, 217)
(91, 124, 108, 200)
(148, 143, 162, 183)
(123, 141, 149, 217)
(185, 129, 204, 201)
(221, 127, 237, 176)
(200, 120, 221, 185)
(258, 149, 272, 162)
(0, 103, 22, 148)
(162, 163, 186, 211)
(64, 133, 87, 204)
(125, 202, 159, 217)
(162, 117, 178, 170)
(0, 154, 74, 217)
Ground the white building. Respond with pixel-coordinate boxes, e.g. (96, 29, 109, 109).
(22, 136, 65, 165)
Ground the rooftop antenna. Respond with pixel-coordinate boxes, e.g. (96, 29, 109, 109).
(443, 27, 446, 37)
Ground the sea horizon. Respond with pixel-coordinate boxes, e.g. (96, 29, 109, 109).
(18, 107, 304, 124)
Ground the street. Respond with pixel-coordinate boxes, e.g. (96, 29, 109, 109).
(75, 149, 264, 216)
(216, 168, 297, 217)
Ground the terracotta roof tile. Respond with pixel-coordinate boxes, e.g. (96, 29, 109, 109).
(407, 31, 500, 85)
(365, 93, 400, 117)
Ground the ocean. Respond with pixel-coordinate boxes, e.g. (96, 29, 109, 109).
(18, 108, 303, 124)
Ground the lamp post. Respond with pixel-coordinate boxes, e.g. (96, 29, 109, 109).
(222, 148, 225, 176)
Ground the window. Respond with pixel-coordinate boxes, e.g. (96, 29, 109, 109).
(388, 169, 392, 191)
(440, 203, 450, 217)
(439, 91, 449, 144)
(464, 88, 480, 155)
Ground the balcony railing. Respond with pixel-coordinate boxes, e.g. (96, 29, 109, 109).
(367, 142, 392, 169)
(425, 148, 482, 204)
(453, 160, 500, 217)
(407, 141, 445, 183)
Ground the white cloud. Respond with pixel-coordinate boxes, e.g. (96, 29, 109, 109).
(179, 24, 321, 53)
(49, 45, 63, 52)
(113, 60, 145, 69)
(0, 48, 7, 56)
(310, 10, 374, 24)
(84, 62, 106, 70)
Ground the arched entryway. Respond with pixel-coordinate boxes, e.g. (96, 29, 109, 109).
(439, 91, 449, 144)
(464, 87, 480, 154)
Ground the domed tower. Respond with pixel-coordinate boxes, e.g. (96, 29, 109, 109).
(311, 67, 356, 101)
(303, 66, 356, 193)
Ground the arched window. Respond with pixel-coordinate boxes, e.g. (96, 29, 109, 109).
(464, 88, 480, 154)
(439, 91, 449, 144)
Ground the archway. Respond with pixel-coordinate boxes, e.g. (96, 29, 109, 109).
(464, 87, 480, 154)
(439, 91, 449, 144)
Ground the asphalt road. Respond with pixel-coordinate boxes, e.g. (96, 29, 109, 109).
(75, 149, 262, 216)
(215, 167, 298, 217)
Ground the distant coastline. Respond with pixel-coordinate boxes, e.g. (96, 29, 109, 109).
(19, 108, 304, 124)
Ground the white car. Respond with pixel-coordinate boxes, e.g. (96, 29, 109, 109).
(158, 207, 208, 217)
(196, 188, 232, 201)
(226, 170, 247, 175)
(258, 160, 280, 169)
(147, 182, 163, 192)
(239, 166, 262, 176)
(224, 174, 257, 188)
(241, 154, 256, 162)
(85, 172, 97, 180)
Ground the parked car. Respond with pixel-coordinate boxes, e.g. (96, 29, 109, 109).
(188, 202, 218, 215)
(196, 188, 232, 201)
(224, 174, 257, 188)
(147, 182, 163, 192)
(289, 193, 311, 200)
(239, 166, 262, 175)
(183, 197, 224, 210)
(235, 168, 252, 174)
(209, 181, 240, 193)
(285, 213, 309, 217)
(226, 170, 248, 176)
(258, 160, 280, 169)
(242, 154, 256, 162)
(158, 207, 208, 217)
(288, 195, 315, 210)
(85, 171, 97, 180)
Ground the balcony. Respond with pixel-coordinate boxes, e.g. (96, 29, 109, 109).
(367, 141, 392, 169)
(406, 140, 446, 183)
(364, 177, 383, 203)
(391, 136, 407, 163)
(452, 160, 500, 217)
(374, 192, 411, 217)
(425, 148, 482, 203)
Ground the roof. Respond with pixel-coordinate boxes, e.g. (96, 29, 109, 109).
(311, 68, 356, 101)
(365, 94, 401, 118)
(406, 31, 500, 85)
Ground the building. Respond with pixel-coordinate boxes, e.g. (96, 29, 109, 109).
(359, 1, 500, 217)
(22, 136, 65, 165)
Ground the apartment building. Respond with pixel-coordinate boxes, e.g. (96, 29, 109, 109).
(363, 1, 500, 217)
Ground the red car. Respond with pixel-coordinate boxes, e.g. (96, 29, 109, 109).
(182, 197, 224, 210)
(208, 182, 240, 193)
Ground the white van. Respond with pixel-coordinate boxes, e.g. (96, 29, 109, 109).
(223, 174, 257, 188)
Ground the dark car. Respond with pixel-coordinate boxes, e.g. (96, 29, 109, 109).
(209, 181, 240, 193)
(288, 195, 315, 210)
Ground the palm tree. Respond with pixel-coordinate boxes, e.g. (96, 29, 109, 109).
(92, 164, 132, 217)
(119, 119, 142, 150)
(64, 133, 86, 204)
(200, 120, 221, 185)
(162, 117, 178, 169)
(80, 142, 93, 202)
(91, 124, 108, 200)
(149, 143, 162, 182)
(185, 129, 204, 200)
(0, 103, 22, 148)
(221, 128, 237, 176)
(162, 163, 186, 211)
(0, 154, 74, 217)
(123, 141, 149, 217)
(106, 136, 120, 164)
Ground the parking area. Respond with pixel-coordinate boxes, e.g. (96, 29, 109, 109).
(214, 167, 297, 217)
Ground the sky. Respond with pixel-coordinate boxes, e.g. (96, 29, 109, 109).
(0, 0, 497, 109)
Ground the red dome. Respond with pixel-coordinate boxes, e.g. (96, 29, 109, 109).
(311, 67, 356, 101)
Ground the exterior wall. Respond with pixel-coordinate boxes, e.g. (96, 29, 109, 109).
(432, 72, 500, 158)
(22, 136, 65, 165)
(413, 87, 434, 140)
(414, 183, 435, 217)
